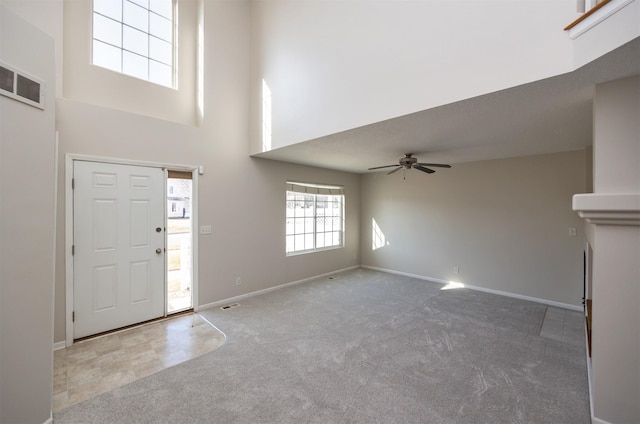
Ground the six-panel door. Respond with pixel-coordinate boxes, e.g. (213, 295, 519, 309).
(73, 161, 165, 339)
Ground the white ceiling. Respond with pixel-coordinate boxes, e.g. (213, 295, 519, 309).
(253, 37, 639, 174)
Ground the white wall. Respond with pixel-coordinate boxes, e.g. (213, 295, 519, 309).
(0, 5, 56, 423)
(361, 150, 587, 307)
(52, 0, 360, 343)
(589, 75, 640, 424)
(250, 0, 577, 153)
(593, 76, 640, 194)
(1, 0, 63, 97)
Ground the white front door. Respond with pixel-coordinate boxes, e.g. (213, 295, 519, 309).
(73, 161, 165, 339)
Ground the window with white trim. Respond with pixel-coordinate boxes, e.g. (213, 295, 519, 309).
(92, 0, 175, 87)
(286, 182, 344, 255)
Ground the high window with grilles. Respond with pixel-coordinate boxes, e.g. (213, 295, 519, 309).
(92, 0, 175, 88)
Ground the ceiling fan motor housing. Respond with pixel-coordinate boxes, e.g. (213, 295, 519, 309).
(400, 155, 417, 168)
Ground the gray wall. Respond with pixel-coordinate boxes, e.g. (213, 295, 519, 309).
(2, 1, 634, 422)
(0, 6, 56, 423)
(53, 0, 360, 343)
(361, 150, 587, 307)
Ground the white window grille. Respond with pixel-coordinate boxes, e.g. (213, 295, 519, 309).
(92, 0, 175, 87)
(286, 182, 345, 255)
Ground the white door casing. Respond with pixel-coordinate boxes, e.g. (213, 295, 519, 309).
(73, 161, 165, 339)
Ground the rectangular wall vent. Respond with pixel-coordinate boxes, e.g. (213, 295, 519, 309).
(0, 62, 44, 110)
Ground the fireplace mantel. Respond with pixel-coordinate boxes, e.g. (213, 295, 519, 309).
(573, 193, 640, 226)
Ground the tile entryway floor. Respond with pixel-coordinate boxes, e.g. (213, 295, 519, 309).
(538, 306, 585, 346)
(53, 313, 226, 412)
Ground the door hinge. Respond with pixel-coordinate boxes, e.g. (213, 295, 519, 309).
(72, 245, 75, 255)
(72, 311, 75, 322)
(72, 178, 75, 189)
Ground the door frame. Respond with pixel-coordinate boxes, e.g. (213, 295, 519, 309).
(65, 154, 200, 347)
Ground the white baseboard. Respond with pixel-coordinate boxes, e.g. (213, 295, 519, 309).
(198, 265, 360, 311)
(43, 412, 53, 424)
(361, 265, 583, 311)
(53, 340, 66, 351)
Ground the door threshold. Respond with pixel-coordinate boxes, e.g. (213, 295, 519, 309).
(74, 309, 194, 343)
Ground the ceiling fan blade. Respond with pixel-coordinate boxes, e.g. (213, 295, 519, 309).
(368, 164, 400, 170)
(416, 163, 451, 168)
(387, 166, 402, 175)
(413, 164, 435, 174)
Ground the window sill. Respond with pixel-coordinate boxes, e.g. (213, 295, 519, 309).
(286, 245, 345, 257)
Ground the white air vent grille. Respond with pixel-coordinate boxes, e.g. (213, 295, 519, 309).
(0, 62, 44, 110)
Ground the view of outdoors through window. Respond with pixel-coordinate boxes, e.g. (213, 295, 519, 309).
(286, 192, 344, 254)
(167, 177, 192, 312)
(92, 0, 174, 87)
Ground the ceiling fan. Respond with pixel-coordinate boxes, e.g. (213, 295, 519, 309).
(368, 153, 451, 176)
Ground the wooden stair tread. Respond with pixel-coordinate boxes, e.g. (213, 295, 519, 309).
(565, 0, 613, 30)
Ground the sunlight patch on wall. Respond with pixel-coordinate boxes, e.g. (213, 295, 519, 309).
(196, 1, 204, 124)
(262, 79, 272, 152)
(372, 218, 388, 250)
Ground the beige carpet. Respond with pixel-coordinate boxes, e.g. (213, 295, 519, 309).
(55, 268, 589, 423)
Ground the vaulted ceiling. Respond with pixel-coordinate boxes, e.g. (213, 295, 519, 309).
(253, 37, 639, 173)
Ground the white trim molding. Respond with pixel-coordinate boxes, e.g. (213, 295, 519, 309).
(53, 341, 66, 351)
(361, 266, 583, 311)
(568, 0, 636, 39)
(573, 193, 640, 226)
(199, 266, 360, 311)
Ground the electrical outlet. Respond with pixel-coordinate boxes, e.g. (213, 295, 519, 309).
(235, 277, 241, 286)
(569, 227, 577, 236)
(453, 266, 459, 274)
(200, 225, 212, 235)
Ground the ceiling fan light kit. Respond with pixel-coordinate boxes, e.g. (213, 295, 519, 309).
(368, 153, 451, 179)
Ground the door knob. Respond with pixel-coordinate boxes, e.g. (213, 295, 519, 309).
(156, 227, 162, 232)
(156, 248, 162, 254)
